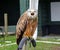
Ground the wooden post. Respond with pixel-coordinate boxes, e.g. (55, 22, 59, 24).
(22, 43, 27, 50)
(22, 44, 25, 50)
(4, 13, 8, 37)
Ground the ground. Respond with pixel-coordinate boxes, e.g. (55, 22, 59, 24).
(0, 35, 60, 50)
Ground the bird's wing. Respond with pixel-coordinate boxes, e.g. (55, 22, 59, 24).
(16, 12, 28, 45)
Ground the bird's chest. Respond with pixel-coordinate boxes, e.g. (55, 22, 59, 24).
(23, 19, 37, 37)
(27, 19, 34, 29)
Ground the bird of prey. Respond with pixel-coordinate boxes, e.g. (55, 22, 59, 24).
(16, 9, 38, 45)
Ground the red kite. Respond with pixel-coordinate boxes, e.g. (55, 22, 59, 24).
(16, 9, 38, 45)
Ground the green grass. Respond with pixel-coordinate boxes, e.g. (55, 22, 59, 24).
(0, 35, 60, 50)
(37, 42, 60, 50)
(0, 44, 17, 50)
(0, 35, 16, 45)
(0, 42, 60, 50)
(37, 36, 60, 42)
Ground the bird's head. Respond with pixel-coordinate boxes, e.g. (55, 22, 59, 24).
(27, 9, 38, 19)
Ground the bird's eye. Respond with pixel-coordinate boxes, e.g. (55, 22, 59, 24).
(28, 11, 31, 12)
(34, 11, 36, 12)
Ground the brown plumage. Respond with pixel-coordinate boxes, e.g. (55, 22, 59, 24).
(16, 9, 38, 45)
